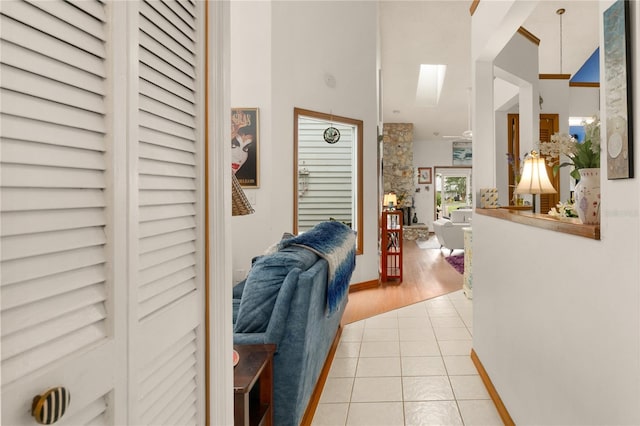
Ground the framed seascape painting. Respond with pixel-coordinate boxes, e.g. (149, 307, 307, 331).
(231, 108, 260, 187)
(418, 167, 432, 184)
(603, 0, 634, 179)
(452, 141, 472, 166)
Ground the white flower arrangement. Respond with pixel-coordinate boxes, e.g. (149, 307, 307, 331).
(548, 200, 578, 218)
(539, 116, 601, 180)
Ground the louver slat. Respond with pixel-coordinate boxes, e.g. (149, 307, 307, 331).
(1, 65, 105, 113)
(0, 15, 105, 77)
(139, 241, 195, 270)
(66, 0, 107, 22)
(149, 376, 196, 425)
(1, 242, 105, 288)
(1, 163, 105, 188)
(182, 0, 196, 18)
(1, 89, 106, 133)
(2, 303, 106, 359)
(139, 95, 195, 128)
(1, 323, 106, 384)
(24, 0, 105, 38)
(139, 204, 195, 223)
(138, 267, 195, 303)
(138, 254, 194, 287)
(140, 2, 195, 59)
(139, 79, 195, 118)
(2, 139, 105, 169)
(138, 175, 195, 191)
(161, 0, 196, 33)
(1, 41, 104, 95)
(139, 333, 196, 393)
(144, 0, 195, 39)
(139, 190, 196, 206)
(61, 395, 108, 426)
(139, 64, 193, 103)
(139, 279, 195, 318)
(139, 110, 194, 140)
(139, 48, 194, 90)
(139, 126, 195, 153)
(1, 227, 106, 261)
(1, 188, 105, 212)
(139, 332, 197, 420)
(1, 1, 106, 57)
(2, 284, 106, 335)
(1, 115, 104, 151)
(139, 158, 196, 178)
(139, 141, 195, 165)
(139, 229, 196, 254)
(1, 264, 105, 310)
(139, 216, 195, 238)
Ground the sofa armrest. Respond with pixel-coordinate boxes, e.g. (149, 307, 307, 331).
(263, 268, 301, 346)
(233, 268, 301, 348)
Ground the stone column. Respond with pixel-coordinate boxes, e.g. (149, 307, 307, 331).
(382, 123, 414, 209)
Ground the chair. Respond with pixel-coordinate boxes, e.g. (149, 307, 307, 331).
(432, 218, 468, 254)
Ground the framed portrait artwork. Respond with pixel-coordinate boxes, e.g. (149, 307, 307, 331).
(603, 0, 634, 179)
(231, 108, 260, 187)
(418, 167, 432, 184)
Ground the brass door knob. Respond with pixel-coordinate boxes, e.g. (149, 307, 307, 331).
(31, 387, 70, 425)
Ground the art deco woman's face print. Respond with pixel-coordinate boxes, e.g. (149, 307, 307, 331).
(231, 132, 253, 173)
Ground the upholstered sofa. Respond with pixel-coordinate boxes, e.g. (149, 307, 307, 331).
(232, 221, 356, 426)
(433, 208, 472, 253)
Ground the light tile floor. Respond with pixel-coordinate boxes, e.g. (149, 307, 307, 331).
(312, 290, 503, 426)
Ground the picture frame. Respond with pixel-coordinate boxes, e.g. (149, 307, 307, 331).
(417, 167, 432, 184)
(452, 141, 472, 166)
(231, 107, 260, 187)
(603, 0, 634, 179)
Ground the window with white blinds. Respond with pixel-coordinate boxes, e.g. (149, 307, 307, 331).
(1, 0, 109, 385)
(297, 118, 355, 230)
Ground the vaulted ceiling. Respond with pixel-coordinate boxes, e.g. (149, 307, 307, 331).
(380, 1, 600, 142)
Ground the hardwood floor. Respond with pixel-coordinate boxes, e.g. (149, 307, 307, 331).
(342, 236, 463, 324)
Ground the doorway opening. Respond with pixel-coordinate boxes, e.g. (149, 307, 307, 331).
(434, 167, 472, 220)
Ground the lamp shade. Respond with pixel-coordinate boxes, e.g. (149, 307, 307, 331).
(383, 192, 397, 209)
(515, 151, 557, 195)
(232, 172, 255, 216)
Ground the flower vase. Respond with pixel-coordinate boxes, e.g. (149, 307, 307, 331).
(574, 168, 600, 225)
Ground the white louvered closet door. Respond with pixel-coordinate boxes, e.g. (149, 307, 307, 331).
(134, 1, 204, 425)
(1, 0, 121, 424)
(0, 1, 206, 424)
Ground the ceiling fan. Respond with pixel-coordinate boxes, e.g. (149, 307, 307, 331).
(443, 88, 472, 140)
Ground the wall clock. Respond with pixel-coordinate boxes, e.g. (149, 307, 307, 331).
(323, 126, 340, 144)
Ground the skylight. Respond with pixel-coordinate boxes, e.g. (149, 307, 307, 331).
(416, 64, 447, 107)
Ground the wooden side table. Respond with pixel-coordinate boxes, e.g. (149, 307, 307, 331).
(233, 344, 276, 426)
(381, 210, 403, 282)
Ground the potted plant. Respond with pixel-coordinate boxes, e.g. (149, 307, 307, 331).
(539, 116, 601, 224)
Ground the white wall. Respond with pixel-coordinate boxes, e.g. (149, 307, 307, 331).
(230, 1, 379, 285)
(472, 0, 640, 423)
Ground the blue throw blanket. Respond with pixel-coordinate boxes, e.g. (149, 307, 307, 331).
(278, 221, 356, 313)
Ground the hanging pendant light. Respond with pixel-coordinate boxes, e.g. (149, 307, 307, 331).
(557, 8, 565, 74)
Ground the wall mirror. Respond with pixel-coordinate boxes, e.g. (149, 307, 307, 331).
(294, 107, 363, 254)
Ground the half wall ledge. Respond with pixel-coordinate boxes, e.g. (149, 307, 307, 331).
(475, 208, 600, 240)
